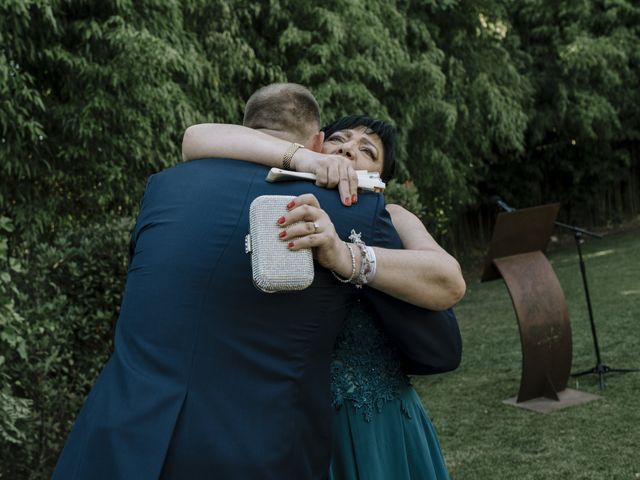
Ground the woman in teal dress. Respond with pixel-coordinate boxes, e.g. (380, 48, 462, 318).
(183, 112, 464, 480)
(320, 116, 454, 480)
(330, 300, 451, 480)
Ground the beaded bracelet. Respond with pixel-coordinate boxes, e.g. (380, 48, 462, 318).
(347, 230, 376, 288)
(364, 246, 377, 284)
(331, 241, 357, 284)
(350, 232, 367, 287)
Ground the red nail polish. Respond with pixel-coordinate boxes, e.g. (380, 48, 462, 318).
(288, 242, 295, 248)
(279, 230, 287, 238)
(352, 194, 357, 204)
(277, 216, 285, 225)
(287, 200, 295, 209)
(344, 197, 352, 206)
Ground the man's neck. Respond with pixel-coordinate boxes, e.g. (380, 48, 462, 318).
(257, 128, 300, 144)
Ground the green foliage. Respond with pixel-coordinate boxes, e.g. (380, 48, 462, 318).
(1, 0, 204, 240)
(385, 180, 426, 220)
(510, 0, 640, 221)
(0, 217, 31, 446)
(3, 0, 638, 241)
(0, 217, 132, 478)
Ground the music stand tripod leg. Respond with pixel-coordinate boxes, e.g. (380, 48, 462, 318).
(565, 230, 639, 389)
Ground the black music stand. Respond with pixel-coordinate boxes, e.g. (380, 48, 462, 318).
(556, 222, 640, 390)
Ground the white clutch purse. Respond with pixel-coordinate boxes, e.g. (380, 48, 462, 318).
(244, 195, 314, 293)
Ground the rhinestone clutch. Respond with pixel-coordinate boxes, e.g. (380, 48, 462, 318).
(245, 195, 314, 293)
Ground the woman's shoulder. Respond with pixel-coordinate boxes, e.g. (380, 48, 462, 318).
(384, 203, 404, 214)
(384, 203, 422, 227)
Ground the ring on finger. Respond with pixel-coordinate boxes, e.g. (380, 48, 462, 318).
(313, 221, 320, 233)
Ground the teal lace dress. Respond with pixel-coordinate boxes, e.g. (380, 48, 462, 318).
(329, 301, 450, 480)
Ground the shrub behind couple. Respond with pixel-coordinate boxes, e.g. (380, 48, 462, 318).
(53, 83, 465, 479)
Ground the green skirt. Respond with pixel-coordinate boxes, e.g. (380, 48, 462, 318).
(329, 386, 450, 480)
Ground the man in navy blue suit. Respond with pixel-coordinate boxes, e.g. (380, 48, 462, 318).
(53, 84, 460, 479)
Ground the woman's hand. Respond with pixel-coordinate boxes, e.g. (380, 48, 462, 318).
(293, 150, 359, 206)
(277, 194, 355, 276)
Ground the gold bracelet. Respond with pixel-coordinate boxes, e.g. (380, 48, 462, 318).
(282, 142, 304, 170)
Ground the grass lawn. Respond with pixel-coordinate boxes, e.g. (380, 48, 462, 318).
(414, 228, 640, 480)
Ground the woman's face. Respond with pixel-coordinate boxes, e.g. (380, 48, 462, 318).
(322, 126, 384, 174)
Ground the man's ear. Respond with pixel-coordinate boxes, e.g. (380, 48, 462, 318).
(308, 131, 324, 153)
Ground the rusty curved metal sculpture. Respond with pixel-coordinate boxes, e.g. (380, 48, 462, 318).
(481, 203, 574, 404)
(493, 251, 571, 402)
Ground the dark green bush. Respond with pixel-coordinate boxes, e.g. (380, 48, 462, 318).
(0, 217, 31, 448)
(1, 217, 132, 479)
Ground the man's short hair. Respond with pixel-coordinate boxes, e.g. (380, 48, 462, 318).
(243, 83, 321, 142)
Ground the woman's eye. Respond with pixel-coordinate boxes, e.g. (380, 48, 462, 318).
(328, 135, 344, 143)
(362, 148, 376, 159)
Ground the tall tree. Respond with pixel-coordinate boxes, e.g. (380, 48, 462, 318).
(512, 0, 640, 222)
(1, 1, 205, 240)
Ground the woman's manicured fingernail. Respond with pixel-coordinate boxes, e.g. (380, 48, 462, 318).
(287, 200, 296, 209)
(352, 194, 357, 204)
(344, 197, 352, 206)
(288, 242, 295, 248)
(277, 216, 285, 225)
(279, 230, 287, 238)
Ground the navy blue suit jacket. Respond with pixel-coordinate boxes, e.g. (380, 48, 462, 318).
(53, 159, 460, 480)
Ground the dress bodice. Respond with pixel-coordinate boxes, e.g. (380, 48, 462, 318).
(331, 300, 411, 422)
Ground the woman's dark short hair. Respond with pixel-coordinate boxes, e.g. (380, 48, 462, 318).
(321, 115, 396, 182)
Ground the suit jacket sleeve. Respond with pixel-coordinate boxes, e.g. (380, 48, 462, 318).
(128, 174, 156, 266)
(364, 199, 462, 375)
(362, 289, 462, 375)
